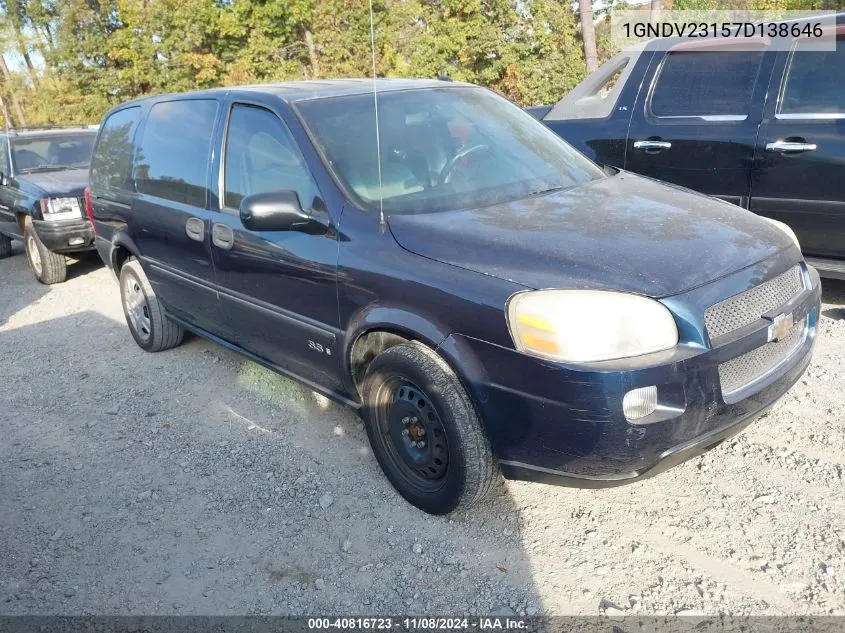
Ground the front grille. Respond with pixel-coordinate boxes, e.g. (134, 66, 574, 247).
(704, 265, 804, 340)
(718, 318, 806, 402)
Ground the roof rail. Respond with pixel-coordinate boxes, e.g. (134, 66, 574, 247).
(5, 124, 98, 134)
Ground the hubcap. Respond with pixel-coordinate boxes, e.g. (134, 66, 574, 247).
(26, 235, 42, 275)
(124, 277, 152, 341)
(378, 380, 449, 486)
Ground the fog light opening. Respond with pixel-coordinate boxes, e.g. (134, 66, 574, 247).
(68, 237, 84, 246)
(623, 386, 658, 421)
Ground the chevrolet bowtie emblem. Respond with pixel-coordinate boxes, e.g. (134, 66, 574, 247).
(766, 312, 794, 343)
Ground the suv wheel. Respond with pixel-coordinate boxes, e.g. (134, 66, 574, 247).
(0, 233, 11, 259)
(361, 341, 497, 515)
(119, 258, 184, 352)
(24, 218, 67, 284)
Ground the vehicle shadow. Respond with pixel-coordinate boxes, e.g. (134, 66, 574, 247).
(0, 241, 50, 327)
(65, 251, 106, 281)
(821, 277, 845, 320)
(0, 307, 543, 616)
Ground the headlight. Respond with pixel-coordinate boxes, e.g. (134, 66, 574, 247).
(507, 289, 678, 363)
(763, 217, 800, 249)
(41, 197, 82, 221)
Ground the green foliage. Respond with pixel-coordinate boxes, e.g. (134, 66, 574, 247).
(0, 0, 598, 126)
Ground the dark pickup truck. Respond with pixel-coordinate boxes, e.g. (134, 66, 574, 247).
(535, 16, 845, 279)
(0, 127, 97, 283)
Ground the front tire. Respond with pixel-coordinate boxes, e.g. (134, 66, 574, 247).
(24, 218, 66, 284)
(361, 341, 497, 515)
(119, 258, 184, 352)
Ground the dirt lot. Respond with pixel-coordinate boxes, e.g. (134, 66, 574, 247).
(1, 244, 844, 617)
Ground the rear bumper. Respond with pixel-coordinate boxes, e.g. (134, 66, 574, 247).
(437, 260, 821, 486)
(33, 217, 94, 253)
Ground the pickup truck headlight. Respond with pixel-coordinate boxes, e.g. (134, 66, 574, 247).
(763, 217, 800, 249)
(41, 197, 82, 221)
(507, 289, 678, 363)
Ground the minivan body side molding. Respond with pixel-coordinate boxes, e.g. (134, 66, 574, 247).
(148, 257, 339, 343)
(148, 260, 216, 294)
(218, 286, 339, 343)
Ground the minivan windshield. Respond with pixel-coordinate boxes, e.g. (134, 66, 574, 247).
(296, 87, 604, 214)
(11, 132, 96, 173)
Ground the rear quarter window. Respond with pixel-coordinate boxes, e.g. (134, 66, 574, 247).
(134, 99, 218, 207)
(545, 53, 636, 121)
(779, 35, 845, 115)
(649, 49, 764, 118)
(91, 107, 142, 192)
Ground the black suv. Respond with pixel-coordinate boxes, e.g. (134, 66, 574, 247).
(0, 127, 98, 283)
(89, 80, 819, 514)
(536, 15, 845, 279)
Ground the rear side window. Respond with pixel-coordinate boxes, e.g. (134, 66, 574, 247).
(650, 50, 764, 118)
(91, 107, 141, 192)
(134, 99, 217, 207)
(223, 104, 320, 211)
(780, 36, 844, 115)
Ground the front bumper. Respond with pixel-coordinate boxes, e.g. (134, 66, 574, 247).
(437, 259, 821, 486)
(33, 217, 95, 253)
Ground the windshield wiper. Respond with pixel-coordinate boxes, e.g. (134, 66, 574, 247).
(527, 185, 568, 198)
(23, 164, 72, 172)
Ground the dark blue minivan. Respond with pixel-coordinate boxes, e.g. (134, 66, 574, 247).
(87, 79, 821, 514)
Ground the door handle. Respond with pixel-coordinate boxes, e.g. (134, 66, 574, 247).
(185, 217, 204, 242)
(633, 140, 672, 151)
(212, 223, 234, 250)
(765, 141, 817, 153)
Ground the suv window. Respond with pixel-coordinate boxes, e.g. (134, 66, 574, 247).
(11, 134, 95, 172)
(91, 107, 141, 192)
(650, 50, 764, 118)
(134, 99, 217, 207)
(780, 36, 844, 115)
(223, 104, 320, 211)
(0, 138, 9, 176)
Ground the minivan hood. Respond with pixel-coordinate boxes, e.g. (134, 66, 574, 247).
(387, 172, 792, 298)
(17, 168, 88, 198)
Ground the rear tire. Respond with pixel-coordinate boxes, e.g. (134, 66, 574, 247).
(23, 218, 66, 284)
(119, 258, 184, 352)
(361, 341, 497, 515)
(0, 233, 11, 259)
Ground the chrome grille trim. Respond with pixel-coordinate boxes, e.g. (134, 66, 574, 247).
(704, 265, 804, 340)
(718, 318, 807, 403)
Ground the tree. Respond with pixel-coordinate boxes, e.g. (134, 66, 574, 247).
(649, 0, 661, 24)
(578, 0, 598, 74)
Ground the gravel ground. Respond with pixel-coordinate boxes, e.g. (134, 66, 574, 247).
(1, 244, 844, 617)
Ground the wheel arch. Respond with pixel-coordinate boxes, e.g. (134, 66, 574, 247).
(344, 306, 454, 398)
(110, 233, 141, 274)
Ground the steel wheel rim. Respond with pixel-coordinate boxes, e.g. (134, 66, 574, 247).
(374, 377, 450, 492)
(124, 276, 152, 341)
(26, 235, 42, 275)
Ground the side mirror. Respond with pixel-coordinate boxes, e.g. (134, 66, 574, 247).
(0, 171, 7, 187)
(240, 190, 315, 232)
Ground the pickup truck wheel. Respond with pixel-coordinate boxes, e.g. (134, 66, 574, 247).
(119, 258, 184, 352)
(23, 218, 66, 284)
(361, 341, 497, 515)
(0, 233, 11, 259)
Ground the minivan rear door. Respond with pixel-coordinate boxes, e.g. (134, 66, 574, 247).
(128, 98, 223, 333)
(625, 40, 775, 208)
(751, 29, 845, 259)
(208, 98, 343, 390)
